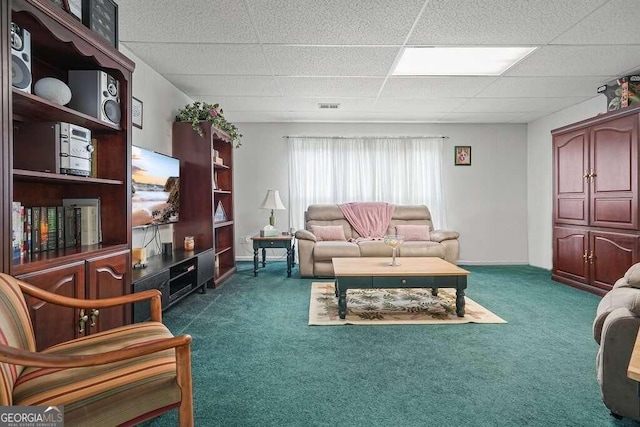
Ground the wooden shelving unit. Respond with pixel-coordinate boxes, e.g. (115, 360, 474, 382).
(1, 0, 134, 350)
(172, 122, 236, 287)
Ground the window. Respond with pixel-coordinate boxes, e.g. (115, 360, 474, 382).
(288, 137, 447, 230)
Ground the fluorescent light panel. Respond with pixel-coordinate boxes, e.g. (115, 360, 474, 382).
(393, 47, 536, 76)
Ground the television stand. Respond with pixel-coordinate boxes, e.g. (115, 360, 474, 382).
(131, 248, 215, 322)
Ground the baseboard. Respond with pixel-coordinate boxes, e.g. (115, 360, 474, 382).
(236, 255, 288, 262)
(234, 256, 530, 265)
(457, 260, 529, 266)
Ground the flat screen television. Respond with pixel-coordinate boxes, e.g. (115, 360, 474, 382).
(131, 145, 180, 228)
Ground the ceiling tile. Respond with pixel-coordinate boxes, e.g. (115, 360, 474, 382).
(264, 46, 399, 76)
(373, 98, 466, 113)
(455, 97, 592, 113)
(276, 77, 385, 97)
(379, 77, 498, 98)
(552, 0, 640, 45)
(439, 112, 529, 123)
(117, 0, 257, 43)
(195, 96, 288, 112)
(408, 0, 609, 45)
(224, 111, 293, 122)
(506, 45, 640, 77)
(367, 112, 446, 122)
(165, 75, 282, 96)
(476, 76, 612, 98)
(287, 111, 373, 122)
(282, 98, 377, 112)
(246, 0, 425, 44)
(122, 42, 271, 75)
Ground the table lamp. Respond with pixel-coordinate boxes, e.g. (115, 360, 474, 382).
(260, 189, 286, 227)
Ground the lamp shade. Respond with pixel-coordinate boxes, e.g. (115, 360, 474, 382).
(260, 190, 286, 210)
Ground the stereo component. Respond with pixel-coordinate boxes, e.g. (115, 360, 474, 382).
(10, 22, 31, 93)
(13, 122, 93, 177)
(67, 70, 121, 126)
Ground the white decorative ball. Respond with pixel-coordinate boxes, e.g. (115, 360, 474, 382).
(34, 77, 72, 105)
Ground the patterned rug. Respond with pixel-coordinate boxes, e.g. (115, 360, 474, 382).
(309, 282, 507, 325)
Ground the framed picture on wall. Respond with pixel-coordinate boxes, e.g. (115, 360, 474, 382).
(132, 97, 143, 129)
(454, 146, 471, 166)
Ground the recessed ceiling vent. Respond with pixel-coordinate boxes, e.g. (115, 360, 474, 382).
(318, 103, 340, 109)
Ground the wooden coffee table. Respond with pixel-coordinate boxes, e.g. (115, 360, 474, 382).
(332, 257, 470, 319)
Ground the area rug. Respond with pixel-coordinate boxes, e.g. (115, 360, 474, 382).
(309, 282, 507, 325)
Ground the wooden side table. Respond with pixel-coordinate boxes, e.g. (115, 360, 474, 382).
(251, 234, 295, 277)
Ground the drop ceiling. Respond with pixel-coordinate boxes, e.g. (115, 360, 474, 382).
(117, 0, 640, 123)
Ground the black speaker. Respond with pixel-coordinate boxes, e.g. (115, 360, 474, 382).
(10, 22, 31, 93)
(67, 70, 121, 126)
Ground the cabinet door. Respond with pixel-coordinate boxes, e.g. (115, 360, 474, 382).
(86, 250, 131, 333)
(590, 231, 640, 291)
(553, 226, 589, 283)
(553, 128, 590, 225)
(590, 114, 639, 229)
(16, 262, 86, 351)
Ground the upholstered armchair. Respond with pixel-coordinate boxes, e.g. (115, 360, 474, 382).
(0, 273, 194, 426)
(593, 263, 640, 421)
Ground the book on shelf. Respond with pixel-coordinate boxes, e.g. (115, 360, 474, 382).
(56, 206, 65, 249)
(31, 206, 40, 253)
(11, 202, 23, 259)
(24, 207, 32, 255)
(63, 198, 102, 243)
(64, 206, 77, 247)
(39, 206, 48, 253)
(47, 207, 58, 251)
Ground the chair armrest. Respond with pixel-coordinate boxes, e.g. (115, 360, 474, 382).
(17, 280, 164, 321)
(0, 333, 192, 368)
(430, 230, 459, 242)
(295, 229, 317, 242)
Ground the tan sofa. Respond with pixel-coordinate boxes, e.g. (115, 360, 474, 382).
(295, 204, 459, 277)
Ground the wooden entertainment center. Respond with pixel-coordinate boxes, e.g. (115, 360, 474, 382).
(1, 1, 233, 351)
(552, 105, 640, 296)
(1, 0, 134, 351)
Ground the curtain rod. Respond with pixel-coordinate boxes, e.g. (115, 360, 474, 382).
(283, 135, 449, 139)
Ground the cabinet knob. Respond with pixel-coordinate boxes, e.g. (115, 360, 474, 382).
(583, 250, 588, 262)
(401, 279, 407, 284)
(588, 250, 595, 265)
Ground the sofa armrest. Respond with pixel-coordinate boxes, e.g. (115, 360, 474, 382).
(295, 229, 317, 242)
(430, 230, 459, 242)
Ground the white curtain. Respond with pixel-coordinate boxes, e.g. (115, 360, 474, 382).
(287, 137, 447, 231)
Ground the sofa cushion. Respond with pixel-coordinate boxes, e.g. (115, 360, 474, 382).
(358, 240, 393, 257)
(625, 263, 640, 288)
(311, 225, 347, 241)
(594, 287, 640, 344)
(395, 224, 430, 241)
(399, 241, 445, 258)
(314, 241, 360, 261)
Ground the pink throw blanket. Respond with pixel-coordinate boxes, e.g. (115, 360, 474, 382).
(338, 202, 395, 241)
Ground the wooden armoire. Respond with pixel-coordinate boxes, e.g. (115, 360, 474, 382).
(552, 105, 640, 296)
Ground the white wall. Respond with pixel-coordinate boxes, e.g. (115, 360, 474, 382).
(234, 122, 529, 264)
(526, 97, 605, 269)
(119, 45, 192, 258)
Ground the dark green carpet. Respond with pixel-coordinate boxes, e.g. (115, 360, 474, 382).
(142, 262, 637, 427)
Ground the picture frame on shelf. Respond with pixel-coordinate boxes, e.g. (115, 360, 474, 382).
(454, 146, 471, 166)
(64, 0, 82, 20)
(132, 97, 143, 129)
(50, 0, 65, 9)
